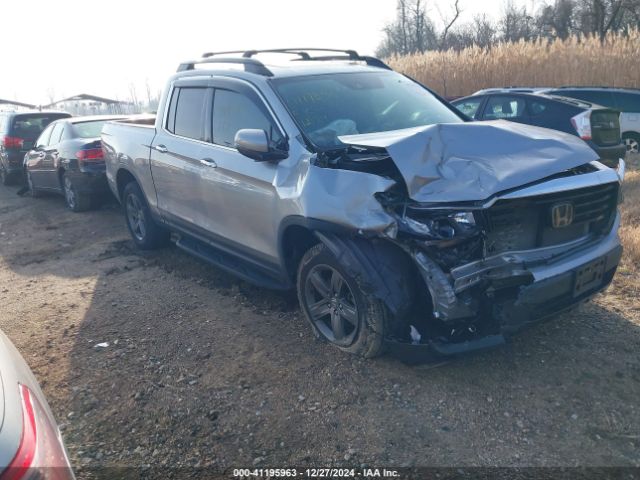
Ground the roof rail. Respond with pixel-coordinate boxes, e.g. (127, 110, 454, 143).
(177, 57, 273, 76)
(558, 85, 640, 91)
(196, 48, 392, 71)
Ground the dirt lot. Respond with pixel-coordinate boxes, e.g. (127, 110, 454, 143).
(0, 167, 639, 476)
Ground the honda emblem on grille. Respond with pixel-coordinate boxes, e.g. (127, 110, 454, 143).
(551, 202, 574, 228)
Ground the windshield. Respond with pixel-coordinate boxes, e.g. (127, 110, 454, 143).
(72, 120, 109, 138)
(272, 71, 463, 149)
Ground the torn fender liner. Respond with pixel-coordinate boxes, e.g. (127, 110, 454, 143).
(314, 232, 414, 319)
(340, 120, 599, 203)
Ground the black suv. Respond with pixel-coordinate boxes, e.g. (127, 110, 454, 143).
(0, 111, 71, 185)
(452, 91, 625, 166)
(542, 87, 640, 155)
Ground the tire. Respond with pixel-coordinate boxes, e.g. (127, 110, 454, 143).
(63, 173, 92, 212)
(623, 132, 640, 155)
(297, 242, 390, 358)
(26, 171, 42, 198)
(122, 181, 169, 250)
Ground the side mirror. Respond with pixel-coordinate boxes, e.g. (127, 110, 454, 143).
(234, 129, 288, 162)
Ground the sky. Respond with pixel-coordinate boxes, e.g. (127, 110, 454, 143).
(2, 0, 532, 105)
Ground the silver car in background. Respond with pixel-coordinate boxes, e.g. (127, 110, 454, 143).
(0, 329, 74, 479)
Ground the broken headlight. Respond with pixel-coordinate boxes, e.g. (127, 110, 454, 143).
(400, 211, 477, 239)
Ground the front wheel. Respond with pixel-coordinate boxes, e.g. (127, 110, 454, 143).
(297, 243, 390, 358)
(122, 181, 168, 250)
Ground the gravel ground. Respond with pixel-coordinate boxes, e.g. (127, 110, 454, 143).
(0, 180, 639, 478)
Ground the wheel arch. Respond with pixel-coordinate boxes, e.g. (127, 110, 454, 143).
(115, 168, 140, 203)
(279, 217, 420, 323)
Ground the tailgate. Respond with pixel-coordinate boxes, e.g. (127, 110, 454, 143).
(591, 109, 620, 146)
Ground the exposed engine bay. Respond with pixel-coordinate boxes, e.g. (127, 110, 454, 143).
(306, 123, 624, 357)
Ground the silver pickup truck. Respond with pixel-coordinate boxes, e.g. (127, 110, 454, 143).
(102, 48, 625, 359)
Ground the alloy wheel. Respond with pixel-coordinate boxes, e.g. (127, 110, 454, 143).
(304, 264, 359, 346)
(126, 194, 146, 241)
(625, 137, 639, 154)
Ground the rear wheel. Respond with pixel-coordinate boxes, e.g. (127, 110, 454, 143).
(63, 173, 92, 212)
(122, 181, 168, 250)
(297, 243, 389, 358)
(623, 133, 640, 155)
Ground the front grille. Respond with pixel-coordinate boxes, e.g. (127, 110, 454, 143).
(482, 183, 618, 255)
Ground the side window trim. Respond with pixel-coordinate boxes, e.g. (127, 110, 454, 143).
(211, 87, 284, 149)
(165, 86, 210, 142)
(208, 77, 287, 146)
(165, 87, 180, 133)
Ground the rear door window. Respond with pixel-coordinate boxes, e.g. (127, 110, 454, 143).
(172, 87, 208, 141)
(212, 89, 283, 148)
(483, 96, 527, 120)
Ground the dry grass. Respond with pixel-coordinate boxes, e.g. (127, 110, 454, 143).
(388, 30, 640, 97)
(620, 158, 640, 266)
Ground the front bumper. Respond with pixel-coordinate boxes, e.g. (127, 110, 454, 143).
(389, 214, 622, 361)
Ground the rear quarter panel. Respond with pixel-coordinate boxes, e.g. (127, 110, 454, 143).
(102, 122, 157, 208)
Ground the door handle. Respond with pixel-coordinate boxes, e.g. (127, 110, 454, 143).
(200, 158, 217, 168)
(153, 144, 168, 153)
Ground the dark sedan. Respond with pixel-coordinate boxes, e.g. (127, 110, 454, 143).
(451, 91, 626, 167)
(0, 329, 75, 479)
(24, 115, 124, 212)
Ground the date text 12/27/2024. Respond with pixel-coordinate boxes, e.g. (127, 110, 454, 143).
(233, 468, 400, 478)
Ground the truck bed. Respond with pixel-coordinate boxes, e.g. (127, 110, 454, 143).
(102, 116, 158, 203)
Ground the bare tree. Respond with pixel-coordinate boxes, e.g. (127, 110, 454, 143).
(472, 14, 497, 47)
(376, 0, 438, 56)
(500, 1, 536, 42)
(537, 0, 576, 38)
(45, 87, 57, 106)
(439, 0, 462, 48)
(573, 0, 640, 39)
(128, 83, 140, 114)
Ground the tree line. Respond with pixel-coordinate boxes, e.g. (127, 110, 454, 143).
(377, 0, 640, 56)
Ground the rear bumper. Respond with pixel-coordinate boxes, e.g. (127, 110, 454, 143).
(66, 170, 109, 194)
(390, 214, 622, 361)
(589, 142, 626, 167)
(1, 150, 26, 175)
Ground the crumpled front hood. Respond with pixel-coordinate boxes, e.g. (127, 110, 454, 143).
(340, 120, 599, 203)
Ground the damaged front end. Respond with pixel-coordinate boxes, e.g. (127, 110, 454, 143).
(376, 170, 623, 361)
(313, 124, 626, 361)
